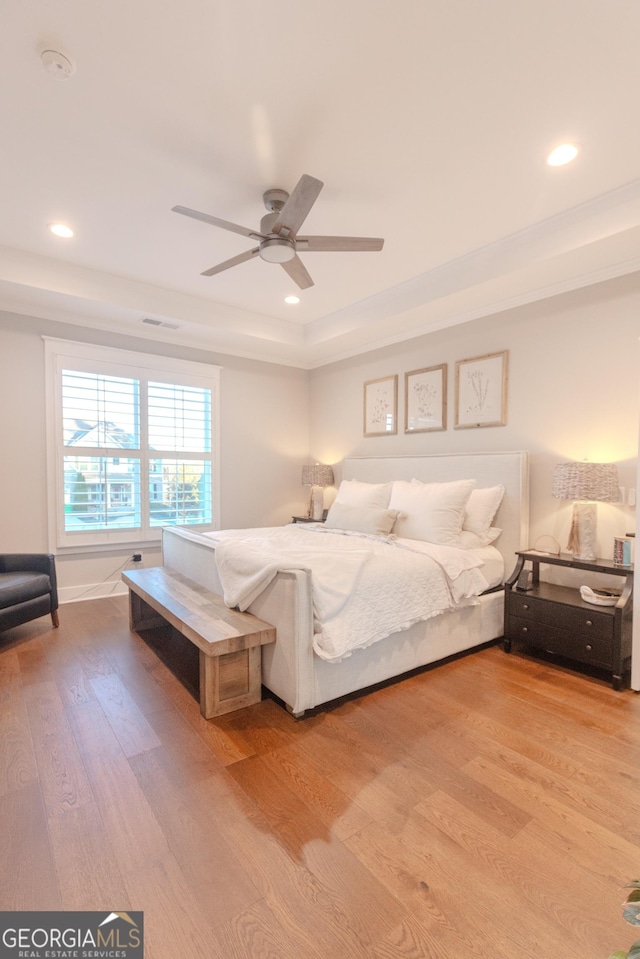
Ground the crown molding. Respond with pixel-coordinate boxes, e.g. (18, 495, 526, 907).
(2, 178, 640, 370)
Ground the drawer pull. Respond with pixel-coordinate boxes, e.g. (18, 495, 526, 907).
(586, 620, 593, 627)
(521, 626, 528, 633)
(586, 644, 593, 651)
(522, 604, 530, 610)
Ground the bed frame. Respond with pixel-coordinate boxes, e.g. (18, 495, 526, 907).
(162, 451, 529, 716)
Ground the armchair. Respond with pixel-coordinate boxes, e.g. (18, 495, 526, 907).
(0, 553, 59, 632)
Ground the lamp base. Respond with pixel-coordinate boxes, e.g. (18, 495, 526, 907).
(310, 486, 324, 521)
(567, 501, 597, 562)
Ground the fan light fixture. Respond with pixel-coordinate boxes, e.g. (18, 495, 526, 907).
(172, 174, 384, 291)
(259, 237, 295, 263)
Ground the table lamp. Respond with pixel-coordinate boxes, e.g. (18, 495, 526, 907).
(552, 461, 619, 562)
(301, 464, 334, 520)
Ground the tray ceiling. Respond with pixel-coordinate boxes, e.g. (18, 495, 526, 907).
(2, 0, 640, 367)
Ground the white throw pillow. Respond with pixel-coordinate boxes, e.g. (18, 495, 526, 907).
(459, 527, 502, 549)
(463, 485, 505, 544)
(325, 502, 400, 537)
(334, 479, 393, 509)
(389, 479, 476, 545)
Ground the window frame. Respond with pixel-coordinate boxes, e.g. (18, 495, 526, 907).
(44, 337, 221, 553)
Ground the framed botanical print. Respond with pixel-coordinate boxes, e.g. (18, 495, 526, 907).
(455, 350, 508, 429)
(405, 364, 447, 433)
(363, 375, 398, 436)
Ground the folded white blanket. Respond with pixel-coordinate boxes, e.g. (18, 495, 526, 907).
(215, 538, 372, 617)
(207, 525, 490, 662)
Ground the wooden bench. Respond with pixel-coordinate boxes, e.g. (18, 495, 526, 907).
(122, 566, 276, 718)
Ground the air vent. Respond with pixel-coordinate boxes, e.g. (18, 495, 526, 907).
(141, 318, 180, 330)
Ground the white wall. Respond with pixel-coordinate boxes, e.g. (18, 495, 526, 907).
(3, 270, 639, 601)
(0, 311, 309, 599)
(309, 272, 640, 569)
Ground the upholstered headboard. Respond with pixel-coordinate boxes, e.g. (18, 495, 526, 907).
(338, 451, 529, 571)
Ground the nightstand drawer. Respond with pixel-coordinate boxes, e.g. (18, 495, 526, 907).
(510, 594, 612, 640)
(507, 616, 613, 668)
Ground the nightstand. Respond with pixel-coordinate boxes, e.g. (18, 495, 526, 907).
(504, 550, 634, 690)
(291, 515, 326, 523)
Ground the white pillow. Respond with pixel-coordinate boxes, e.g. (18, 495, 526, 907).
(459, 527, 503, 549)
(335, 480, 392, 509)
(389, 479, 476, 545)
(463, 485, 505, 544)
(325, 502, 400, 537)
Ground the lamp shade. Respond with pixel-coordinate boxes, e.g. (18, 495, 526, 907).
(301, 464, 334, 487)
(552, 462, 619, 503)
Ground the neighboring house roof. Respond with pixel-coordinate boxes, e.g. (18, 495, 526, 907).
(66, 420, 136, 448)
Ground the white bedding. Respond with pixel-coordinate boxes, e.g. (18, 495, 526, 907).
(201, 523, 502, 663)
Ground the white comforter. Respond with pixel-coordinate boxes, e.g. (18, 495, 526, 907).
(205, 524, 494, 662)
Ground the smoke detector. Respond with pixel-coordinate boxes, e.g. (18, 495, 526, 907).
(41, 49, 76, 80)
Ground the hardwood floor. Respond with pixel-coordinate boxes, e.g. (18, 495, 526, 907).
(1, 595, 640, 958)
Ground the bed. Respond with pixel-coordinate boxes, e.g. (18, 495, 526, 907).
(162, 451, 529, 716)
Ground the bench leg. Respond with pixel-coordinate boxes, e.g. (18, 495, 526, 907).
(199, 646, 262, 719)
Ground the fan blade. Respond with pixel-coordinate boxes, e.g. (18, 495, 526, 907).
(272, 175, 323, 237)
(280, 255, 314, 289)
(201, 247, 260, 277)
(297, 235, 384, 252)
(172, 205, 264, 241)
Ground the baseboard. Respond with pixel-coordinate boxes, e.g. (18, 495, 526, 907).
(59, 582, 129, 604)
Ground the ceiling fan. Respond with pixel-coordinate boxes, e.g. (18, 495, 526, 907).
(172, 174, 384, 290)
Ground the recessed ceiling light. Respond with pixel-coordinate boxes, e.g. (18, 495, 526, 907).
(284, 295, 300, 304)
(547, 143, 579, 167)
(49, 223, 74, 238)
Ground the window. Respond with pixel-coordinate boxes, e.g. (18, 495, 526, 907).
(45, 339, 220, 549)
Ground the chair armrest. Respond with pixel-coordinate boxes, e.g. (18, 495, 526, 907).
(0, 554, 58, 608)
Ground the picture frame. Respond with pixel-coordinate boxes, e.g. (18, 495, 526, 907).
(363, 375, 398, 437)
(454, 350, 508, 429)
(404, 364, 447, 433)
